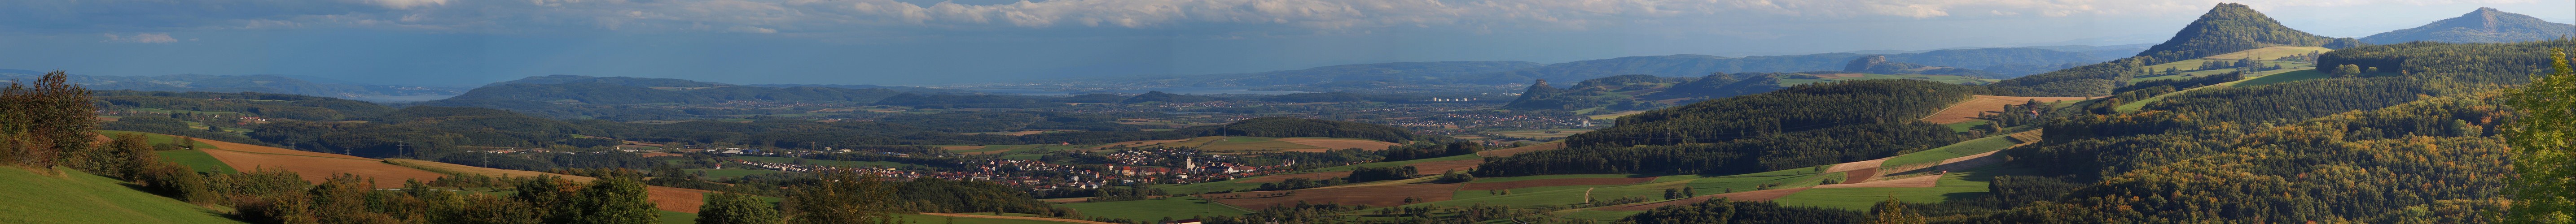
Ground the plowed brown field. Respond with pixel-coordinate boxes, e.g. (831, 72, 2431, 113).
(1408, 159, 1484, 175)
(648, 187, 715, 213)
(192, 138, 447, 188)
(1458, 177, 1654, 190)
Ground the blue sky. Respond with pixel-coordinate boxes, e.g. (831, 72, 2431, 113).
(2, 0, 2568, 86)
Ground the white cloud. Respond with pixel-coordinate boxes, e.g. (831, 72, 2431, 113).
(366, 0, 450, 9)
(13, 0, 2558, 36)
(101, 33, 179, 43)
(727, 26, 779, 34)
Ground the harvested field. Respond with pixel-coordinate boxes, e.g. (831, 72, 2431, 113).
(992, 130, 1049, 136)
(1477, 142, 1564, 157)
(1823, 158, 1885, 173)
(639, 153, 680, 157)
(919, 213, 1121, 224)
(1593, 187, 1812, 211)
(1813, 175, 1939, 189)
(1841, 169, 1877, 184)
(940, 146, 989, 151)
(1198, 184, 1459, 210)
(193, 138, 447, 188)
(1272, 138, 1402, 151)
(1408, 159, 1484, 175)
(1237, 172, 1352, 183)
(1920, 95, 2099, 124)
(647, 187, 713, 213)
(1459, 177, 1653, 190)
(385, 159, 596, 182)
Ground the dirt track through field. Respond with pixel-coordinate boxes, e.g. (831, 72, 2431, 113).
(1921, 95, 2100, 124)
(1199, 184, 1460, 210)
(1593, 187, 1813, 211)
(921, 213, 1123, 224)
(1459, 177, 1654, 190)
(1272, 138, 1403, 151)
(1237, 172, 1352, 183)
(1813, 175, 1939, 188)
(1477, 142, 1565, 157)
(1935, 151, 2006, 172)
(1824, 159, 1885, 173)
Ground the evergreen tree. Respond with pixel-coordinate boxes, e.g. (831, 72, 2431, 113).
(698, 192, 782, 224)
(2506, 48, 2576, 224)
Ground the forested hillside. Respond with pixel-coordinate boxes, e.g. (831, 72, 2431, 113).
(1927, 38, 2576, 223)
(1990, 3, 2363, 97)
(1478, 79, 1979, 176)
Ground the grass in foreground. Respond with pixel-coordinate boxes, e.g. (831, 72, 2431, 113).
(0, 167, 247, 224)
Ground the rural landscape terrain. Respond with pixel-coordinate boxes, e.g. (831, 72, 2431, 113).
(4, 2, 2576, 224)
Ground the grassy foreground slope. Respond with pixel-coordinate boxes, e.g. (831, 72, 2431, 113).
(0, 167, 247, 224)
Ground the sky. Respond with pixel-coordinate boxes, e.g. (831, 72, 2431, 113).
(1, 0, 2569, 87)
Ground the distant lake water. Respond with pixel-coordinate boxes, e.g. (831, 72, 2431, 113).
(345, 95, 459, 103)
(974, 87, 1311, 95)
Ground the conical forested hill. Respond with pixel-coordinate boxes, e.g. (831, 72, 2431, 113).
(1989, 3, 2362, 97)
(2360, 7, 2576, 44)
(2135, 3, 2361, 62)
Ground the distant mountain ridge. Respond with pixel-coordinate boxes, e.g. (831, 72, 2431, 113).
(1435, 47, 2111, 85)
(1028, 61, 1544, 88)
(2360, 7, 2576, 44)
(0, 70, 463, 98)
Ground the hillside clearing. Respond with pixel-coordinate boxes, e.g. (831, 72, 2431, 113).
(1920, 95, 2100, 124)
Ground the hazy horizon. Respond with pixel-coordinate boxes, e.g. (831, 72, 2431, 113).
(3, 0, 2569, 87)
